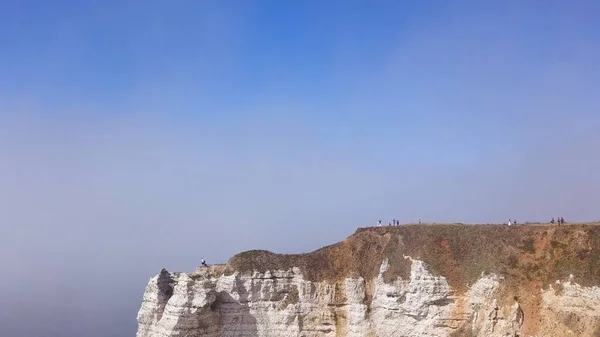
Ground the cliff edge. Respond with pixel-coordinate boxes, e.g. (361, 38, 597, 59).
(137, 223, 600, 337)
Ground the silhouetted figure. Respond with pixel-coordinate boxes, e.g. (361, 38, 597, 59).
(201, 258, 208, 267)
(551, 217, 555, 224)
(388, 221, 392, 226)
(378, 220, 382, 227)
(560, 217, 565, 225)
(418, 218, 421, 224)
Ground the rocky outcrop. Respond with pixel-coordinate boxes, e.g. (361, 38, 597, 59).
(136, 224, 600, 336)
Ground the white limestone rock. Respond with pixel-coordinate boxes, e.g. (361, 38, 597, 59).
(137, 260, 600, 337)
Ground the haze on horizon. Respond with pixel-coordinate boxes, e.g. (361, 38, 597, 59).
(1, 1, 599, 336)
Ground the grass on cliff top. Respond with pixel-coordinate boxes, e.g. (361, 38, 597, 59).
(226, 223, 600, 292)
(226, 229, 390, 283)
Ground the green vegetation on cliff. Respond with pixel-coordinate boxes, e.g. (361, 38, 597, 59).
(226, 223, 600, 292)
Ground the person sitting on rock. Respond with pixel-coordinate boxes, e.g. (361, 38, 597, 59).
(201, 258, 208, 267)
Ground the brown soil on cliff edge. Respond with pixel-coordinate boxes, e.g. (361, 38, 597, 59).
(226, 223, 600, 292)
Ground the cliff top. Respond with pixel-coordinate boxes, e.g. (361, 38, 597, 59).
(225, 222, 600, 292)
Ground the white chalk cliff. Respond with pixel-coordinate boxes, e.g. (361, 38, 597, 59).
(136, 225, 600, 336)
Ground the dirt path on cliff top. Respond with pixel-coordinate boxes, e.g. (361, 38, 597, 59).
(225, 223, 600, 292)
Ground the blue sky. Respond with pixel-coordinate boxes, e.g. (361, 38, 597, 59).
(1, 1, 600, 336)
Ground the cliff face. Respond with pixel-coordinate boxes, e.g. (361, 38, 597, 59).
(136, 224, 600, 337)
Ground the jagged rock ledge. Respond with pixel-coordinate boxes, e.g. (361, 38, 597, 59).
(137, 223, 600, 337)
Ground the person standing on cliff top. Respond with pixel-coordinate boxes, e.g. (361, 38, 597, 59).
(378, 220, 382, 227)
(201, 258, 208, 267)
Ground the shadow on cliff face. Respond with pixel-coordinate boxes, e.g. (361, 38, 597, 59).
(158, 269, 174, 297)
(212, 277, 259, 336)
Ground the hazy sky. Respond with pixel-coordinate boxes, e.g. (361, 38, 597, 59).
(1, 1, 599, 336)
